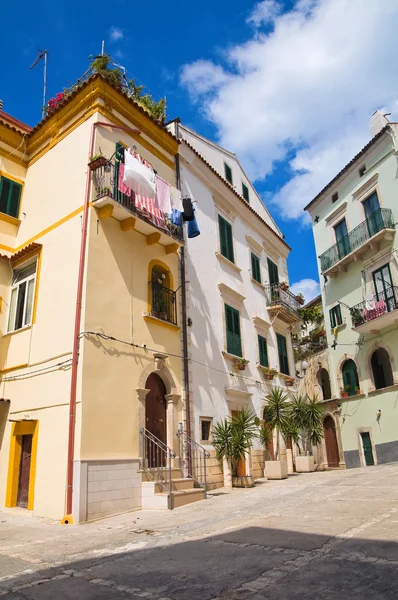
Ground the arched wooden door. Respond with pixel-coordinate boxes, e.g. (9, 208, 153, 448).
(145, 373, 167, 467)
(323, 415, 339, 467)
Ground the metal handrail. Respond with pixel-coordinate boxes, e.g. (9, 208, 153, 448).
(349, 286, 398, 328)
(177, 430, 210, 497)
(140, 427, 176, 510)
(319, 208, 394, 272)
(264, 283, 301, 315)
(91, 160, 183, 241)
(149, 280, 177, 325)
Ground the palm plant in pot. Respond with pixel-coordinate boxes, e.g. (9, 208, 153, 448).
(289, 394, 324, 472)
(213, 408, 258, 488)
(263, 387, 290, 479)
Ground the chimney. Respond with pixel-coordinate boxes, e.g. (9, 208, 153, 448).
(370, 110, 390, 138)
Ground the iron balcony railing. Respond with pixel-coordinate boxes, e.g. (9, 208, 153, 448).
(149, 280, 177, 325)
(265, 283, 301, 316)
(319, 208, 394, 273)
(349, 286, 398, 328)
(92, 160, 183, 241)
(177, 430, 210, 496)
(140, 427, 176, 510)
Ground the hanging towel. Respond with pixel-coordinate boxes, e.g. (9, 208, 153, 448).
(156, 176, 172, 214)
(135, 194, 167, 230)
(182, 197, 194, 222)
(170, 187, 183, 212)
(118, 163, 132, 196)
(187, 208, 200, 238)
(171, 209, 183, 226)
(123, 150, 156, 198)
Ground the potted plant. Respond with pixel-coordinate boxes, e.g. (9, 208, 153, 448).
(280, 281, 289, 291)
(263, 387, 289, 480)
(259, 366, 278, 380)
(213, 408, 258, 488)
(341, 384, 351, 398)
(284, 376, 296, 387)
(295, 293, 305, 305)
(89, 148, 108, 171)
(354, 386, 361, 395)
(289, 394, 324, 472)
(233, 358, 249, 372)
(96, 186, 112, 198)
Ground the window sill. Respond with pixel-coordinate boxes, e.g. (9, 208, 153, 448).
(367, 384, 398, 397)
(251, 277, 264, 290)
(331, 322, 346, 334)
(0, 212, 21, 227)
(2, 325, 32, 338)
(215, 252, 242, 273)
(222, 351, 246, 362)
(143, 312, 180, 330)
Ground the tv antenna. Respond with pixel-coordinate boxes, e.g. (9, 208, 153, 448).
(30, 49, 48, 119)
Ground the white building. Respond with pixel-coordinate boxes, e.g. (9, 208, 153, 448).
(170, 122, 301, 485)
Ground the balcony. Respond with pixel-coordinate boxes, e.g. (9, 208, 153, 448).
(265, 284, 301, 324)
(319, 208, 395, 276)
(349, 287, 398, 334)
(91, 160, 183, 243)
(148, 280, 177, 326)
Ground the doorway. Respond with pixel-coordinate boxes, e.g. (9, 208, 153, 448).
(318, 368, 331, 400)
(6, 420, 38, 510)
(145, 373, 167, 467)
(334, 218, 350, 260)
(323, 416, 339, 467)
(342, 359, 359, 396)
(17, 435, 33, 508)
(363, 191, 382, 237)
(371, 348, 394, 390)
(373, 264, 395, 312)
(360, 431, 375, 466)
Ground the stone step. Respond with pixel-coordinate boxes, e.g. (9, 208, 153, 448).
(140, 467, 182, 482)
(172, 488, 206, 509)
(154, 478, 194, 493)
(141, 481, 206, 510)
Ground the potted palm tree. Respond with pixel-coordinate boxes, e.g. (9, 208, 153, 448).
(263, 387, 290, 479)
(290, 394, 324, 472)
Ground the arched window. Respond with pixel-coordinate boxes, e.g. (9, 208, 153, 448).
(318, 368, 331, 400)
(371, 348, 393, 390)
(149, 263, 176, 324)
(342, 359, 359, 396)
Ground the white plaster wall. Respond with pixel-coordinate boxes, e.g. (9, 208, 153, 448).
(181, 163, 295, 447)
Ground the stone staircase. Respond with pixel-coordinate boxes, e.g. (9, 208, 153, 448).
(141, 467, 206, 509)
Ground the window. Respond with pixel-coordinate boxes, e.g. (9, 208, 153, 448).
(342, 359, 359, 396)
(8, 261, 37, 332)
(329, 305, 342, 328)
(267, 258, 279, 287)
(224, 163, 233, 184)
(200, 418, 212, 443)
(258, 335, 268, 368)
(371, 348, 393, 390)
(0, 176, 22, 219)
(218, 215, 234, 263)
(251, 253, 261, 284)
(332, 192, 338, 203)
(276, 333, 289, 375)
(242, 183, 249, 203)
(225, 304, 242, 357)
(150, 264, 176, 324)
(359, 165, 366, 177)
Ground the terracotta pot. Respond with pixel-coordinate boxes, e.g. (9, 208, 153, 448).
(265, 374, 274, 380)
(341, 392, 348, 398)
(356, 390, 361, 395)
(89, 156, 108, 171)
(285, 380, 295, 387)
(237, 364, 246, 371)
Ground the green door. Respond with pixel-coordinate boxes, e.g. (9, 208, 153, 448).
(372, 263, 395, 312)
(360, 432, 375, 466)
(342, 359, 359, 396)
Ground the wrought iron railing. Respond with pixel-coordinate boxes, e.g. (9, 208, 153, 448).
(140, 427, 176, 510)
(177, 430, 210, 496)
(92, 160, 183, 241)
(349, 286, 398, 328)
(265, 283, 301, 316)
(149, 280, 177, 325)
(319, 208, 394, 272)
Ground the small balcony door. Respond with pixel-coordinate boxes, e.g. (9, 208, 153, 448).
(373, 264, 395, 311)
(363, 192, 382, 237)
(334, 218, 350, 260)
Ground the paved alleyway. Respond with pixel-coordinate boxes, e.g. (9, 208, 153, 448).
(1, 463, 398, 599)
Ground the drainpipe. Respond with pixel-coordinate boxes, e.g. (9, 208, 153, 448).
(64, 120, 140, 522)
(174, 120, 192, 474)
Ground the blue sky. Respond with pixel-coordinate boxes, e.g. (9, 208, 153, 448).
(2, 0, 398, 301)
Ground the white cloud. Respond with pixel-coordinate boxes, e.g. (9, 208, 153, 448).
(247, 1, 282, 27)
(109, 27, 124, 42)
(180, 0, 398, 224)
(290, 278, 320, 303)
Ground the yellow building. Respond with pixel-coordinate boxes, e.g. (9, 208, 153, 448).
(0, 75, 199, 522)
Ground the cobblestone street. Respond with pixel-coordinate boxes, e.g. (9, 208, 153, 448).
(1, 463, 398, 599)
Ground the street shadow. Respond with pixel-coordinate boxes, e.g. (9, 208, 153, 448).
(1, 524, 398, 599)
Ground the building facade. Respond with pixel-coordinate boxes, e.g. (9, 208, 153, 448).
(305, 113, 398, 469)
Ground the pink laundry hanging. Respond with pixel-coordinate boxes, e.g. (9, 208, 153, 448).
(118, 163, 132, 196)
(155, 176, 172, 214)
(135, 194, 167, 230)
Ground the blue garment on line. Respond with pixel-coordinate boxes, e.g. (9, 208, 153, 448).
(187, 208, 200, 238)
(171, 208, 183, 226)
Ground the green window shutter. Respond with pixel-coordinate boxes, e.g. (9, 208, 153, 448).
(336, 305, 342, 325)
(330, 305, 342, 328)
(267, 258, 279, 287)
(0, 177, 22, 218)
(224, 163, 233, 184)
(251, 253, 261, 283)
(218, 215, 234, 263)
(115, 142, 125, 163)
(258, 335, 268, 367)
(242, 183, 249, 202)
(277, 333, 289, 375)
(225, 304, 242, 357)
(329, 307, 336, 328)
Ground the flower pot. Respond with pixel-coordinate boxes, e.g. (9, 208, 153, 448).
(89, 156, 108, 171)
(285, 380, 295, 387)
(232, 476, 255, 488)
(265, 460, 288, 480)
(265, 374, 274, 380)
(341, 392, 349, 398)
(356, 390, 361, 395)
(237, 364, 246, 371)
(295, 455, 315, 473)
